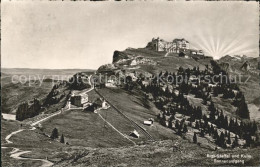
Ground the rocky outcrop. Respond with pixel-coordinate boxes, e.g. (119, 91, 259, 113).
(97, 64, 116, 73)
(44, 81, 69, 105)
(241, 61, 251, 71)
(113, 51, 130, 63)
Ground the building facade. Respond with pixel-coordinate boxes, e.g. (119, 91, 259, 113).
(146, 37, 190, 53)
(71, 94, 88, 107)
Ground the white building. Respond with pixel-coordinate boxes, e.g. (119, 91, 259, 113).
(146, 37, 190, 53)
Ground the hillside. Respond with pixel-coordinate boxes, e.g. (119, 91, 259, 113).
(218, 55, 260, 121)
(103, 47, 212, 75)
(52, 140, 260, 166)
(1, 69, 94, 114)
(2, 49, 260, 167)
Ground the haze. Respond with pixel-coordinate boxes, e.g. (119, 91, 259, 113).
(2, 1, 259, 69)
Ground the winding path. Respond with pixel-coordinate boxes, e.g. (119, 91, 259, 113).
(2, 75, 95, 166)
(3, 74, 141, 166)
(2, 127, 54, 167)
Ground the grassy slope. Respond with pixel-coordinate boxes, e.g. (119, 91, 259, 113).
(41, 109, 134, 148)
(51, 86, 260, 166)
(122, 48, 212, 74)
(218, 57, 260, 121)
(1, 69, 95, 114)
(1, 81, 53, 114)
(52, 140, 260, 167)
(1, 119, 43, 167)
(1, 119, 20, 144)
(98, 87, 185, 140)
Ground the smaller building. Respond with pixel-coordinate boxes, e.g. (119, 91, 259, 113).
(102, 100, 109, 109)
(71, 94, 88, 107)
(105, 79, 116, 87)
(190, 49, 204, 55)
(144, 120, 153, 126)
(129, 130, 140, 138)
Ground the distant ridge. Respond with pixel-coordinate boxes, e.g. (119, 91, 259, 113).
(1, 67, 96, 71)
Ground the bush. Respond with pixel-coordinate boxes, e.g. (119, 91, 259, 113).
(50, 128, 59, 140)
(60, 134, 65, 143)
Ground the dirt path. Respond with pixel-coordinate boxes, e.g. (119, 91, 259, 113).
(5, 129, 25, 144)
(2, 127, 54, 167)
(10, 149, 53, 167)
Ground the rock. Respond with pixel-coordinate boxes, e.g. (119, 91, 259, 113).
(97, 64, 116, 73)
(113, 51, 130, 63)
(241, 61, 251, 71)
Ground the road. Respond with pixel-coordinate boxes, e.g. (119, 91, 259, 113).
(2, 75, 94, 167)
(2, 74, 150, 166)
(2, 126, 54, 167)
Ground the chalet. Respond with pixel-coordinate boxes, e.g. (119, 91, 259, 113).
(174, 90, 179, 96)
(144, 120, 153, 126)
(142, 80, 149, 86)
(190, 49, 204, 56)
(105, 79, 116, 87)
(92, 98, 109, 109)
(129, 130, 140, 138)
(208, 83, 217, 87)
(102, 100, 109, 109)
(71, 94, 88, 107)
(232, 90, 239, 95)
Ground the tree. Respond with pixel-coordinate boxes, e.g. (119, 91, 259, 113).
(227, 132, 231, 144)
(179, 52, 185, 57)
(252, 121, 258, 136)
(177, 126, 182, 135)
(213, 86, 219, 97)
(219, 132, 225, 147)
(50, 128, 59, 139)
(232, 135, 239, 148)
(183, 124, 188, 133)
(193, 133, 197, 143)
(213, 129, 219, 139)
(209, 101, 216, 121)
(236, 95, 249, 119)
(175, 120, 180, 129)
(168, 119, 173, 129)
(195, 121, 200, 129)
(200, 130, 205, 137)
(60, 134, 65, 143)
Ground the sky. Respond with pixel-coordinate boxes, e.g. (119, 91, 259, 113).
(2, 1, 259, 69)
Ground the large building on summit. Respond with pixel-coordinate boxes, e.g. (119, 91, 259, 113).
(146, 37, 190, 53)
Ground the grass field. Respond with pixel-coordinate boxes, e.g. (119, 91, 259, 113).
(97, 87, 182, 140)
(138, 55, 211, 75)
(41, 109, 134, 148)
(52, 139, 260, 167)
